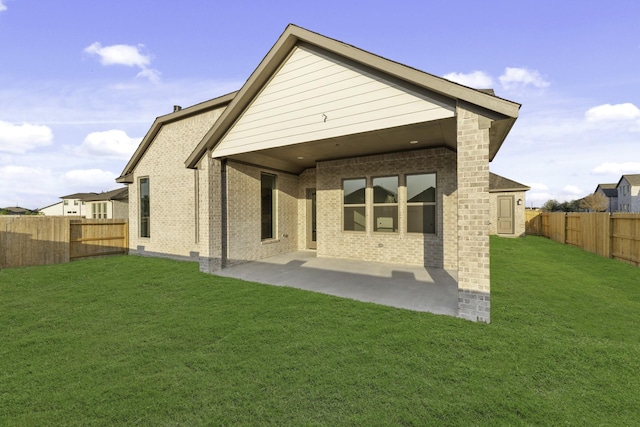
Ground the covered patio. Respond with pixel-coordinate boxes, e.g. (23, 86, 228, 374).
(214, 251, 459, 316)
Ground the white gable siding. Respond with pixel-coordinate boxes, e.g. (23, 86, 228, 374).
(212, 45, 455, 158)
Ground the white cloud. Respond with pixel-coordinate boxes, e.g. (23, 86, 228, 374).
(136, 68, 161, 84)
(84, 42, 160, 83)
(585, 103, 640, 122)
(563, 185, 583, 195)
(499, 67, 550, 91)
(592, 162, 640, 175)
(84, 42, 151, 68)
(442, 71, 494, 88)
(528, 182, 549, 191)
(76, 130, 140, 160)
(0, 0, 6, 12)
(1, 165, 51, 182)
(0, 165, 58, 207)
(0, 121, 53, 153)
(61, 169, 117, 190)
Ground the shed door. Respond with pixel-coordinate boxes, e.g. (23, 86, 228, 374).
(497, 196, 514, 234)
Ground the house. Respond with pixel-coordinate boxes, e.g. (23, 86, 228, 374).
(0, 206, 34, 215)
(39, 188, 128, 218)
(489, 173, 530, 237)
(61, 192, 99, 217)
(616, 174, 640, 212)
(38, 201, 64, 216)
(82, 188, 129, 219)
(116, 24, 520, 322)
(594, 183, 618, 212)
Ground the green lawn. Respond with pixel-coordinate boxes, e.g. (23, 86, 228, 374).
(1, 236, 639, 425)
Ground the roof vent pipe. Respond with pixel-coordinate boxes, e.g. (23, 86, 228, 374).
(173, 105, 182, 112)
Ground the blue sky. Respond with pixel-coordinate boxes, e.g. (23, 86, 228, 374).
(1, 0, 639, 209)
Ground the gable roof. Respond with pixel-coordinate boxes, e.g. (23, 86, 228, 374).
(185, 24, 520, 169)
(618, 174, 640, 187)
(83, 187, 128, 202)
(1, 206, 33, 214)
(116, 91, 237, 183)
(595, 183, 617, 197)
(489, 173, 530, 192)
(61, 192, 97, 200)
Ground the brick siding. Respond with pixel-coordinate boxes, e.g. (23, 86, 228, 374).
(456, 106, 491, 323)
(315, 148, 457, 268)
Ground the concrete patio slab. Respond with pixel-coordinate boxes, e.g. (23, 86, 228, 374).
(215, 251, 459, 316)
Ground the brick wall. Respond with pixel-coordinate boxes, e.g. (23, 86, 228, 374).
(456, 105, 491, 323)
(129, 107, 224, 261)
(297, 168, 317, 250)
(225, 161, 299, 265)
(315, 148, 457, 268)
(112, 200, 129, 220)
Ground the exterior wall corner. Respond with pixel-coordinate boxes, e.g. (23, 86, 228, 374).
(456, 105, 491, 323)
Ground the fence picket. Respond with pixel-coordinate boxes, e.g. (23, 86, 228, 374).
(0, 217, 128, 268)
(525, 211, 640, 267)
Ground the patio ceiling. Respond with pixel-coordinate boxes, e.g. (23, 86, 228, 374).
(220, 117, 457, 174)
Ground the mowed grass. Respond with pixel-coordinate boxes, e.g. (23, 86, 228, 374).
(1, 236, 639, 425)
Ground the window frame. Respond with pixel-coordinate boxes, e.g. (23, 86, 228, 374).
(406, 173, 437, 235)
(260, 172, 277, 241)
(139, 177, 150, 238)
(372, 175, 399, 233)
(342, 177, 367, 232)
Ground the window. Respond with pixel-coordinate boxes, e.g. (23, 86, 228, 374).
(140, 177, 150, 237)
(63, 200, 68, 206)
(343, 178, 366, 231)
(406, 173, 436, 234)
(261, 173, 276, 240)
(93, 202, 107, 219)
(373, 176, 398, 232)
(73, 200, 78, 206)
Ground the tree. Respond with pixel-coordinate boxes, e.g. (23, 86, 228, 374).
(580, 192, 609, 212)
(541, 199, 562, 212)
(541, 199, 582, 212)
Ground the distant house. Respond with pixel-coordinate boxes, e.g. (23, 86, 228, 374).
(38, 201, 64, 216)
(616, 174, 640, 212)
(83, 188, 129, 219)
(594, 183, 618, 212)
(39, 188, 128, 218)
(0, 206, 34, 215)
(489, 173, 530, 237)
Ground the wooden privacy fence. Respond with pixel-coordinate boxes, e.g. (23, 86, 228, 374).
(0, 217, 128, 269)
(525, 211, 640, 266)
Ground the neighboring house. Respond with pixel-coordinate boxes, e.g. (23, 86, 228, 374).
(594, 183, 618, 212)
(489, 173, 530, 237)
(83, 188, 129, 219)
(40, 188, 128, 218)
(0, 206, 34, 215)
(39, 201, 64, 216)
(58, 193, 95, 217)
(116, 24, 521, 322)
(616, 174, 640, 212)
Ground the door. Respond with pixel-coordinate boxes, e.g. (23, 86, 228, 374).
(497, 195, 514, 234)
(306, 189, 317, 249)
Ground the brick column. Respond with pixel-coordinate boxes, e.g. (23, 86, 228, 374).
(456, 105, 491, 323)
(198, 155, 223, 273)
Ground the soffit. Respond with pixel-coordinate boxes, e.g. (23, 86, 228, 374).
(225, 117, 456, 174)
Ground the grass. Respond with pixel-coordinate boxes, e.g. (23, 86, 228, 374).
(1, 236, 639, 425)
